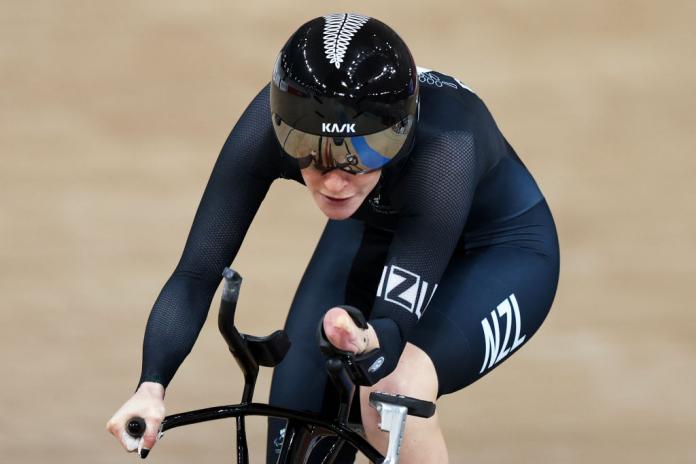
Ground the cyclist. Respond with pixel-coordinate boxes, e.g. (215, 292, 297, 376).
(107, 13, 560, 463)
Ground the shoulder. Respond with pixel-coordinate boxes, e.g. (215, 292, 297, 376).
(238, 84, 272, 127)
(416, 67, 497, 135)
(417, 67, 477, 95)
(218, 83, 302, 182)
(406, 130, 477, 180)
(224, 83, 275, 147)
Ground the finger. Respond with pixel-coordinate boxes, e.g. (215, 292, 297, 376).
(108, 420, 131, 452)
(140, 418, 161, 451)
(121, 430, 140, 452)
(105, 419, 117, 436)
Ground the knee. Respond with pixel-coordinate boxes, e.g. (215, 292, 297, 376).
(364, 343, 439, 401)
(370, 371, 413, 398)
(360, 344, 441, 438)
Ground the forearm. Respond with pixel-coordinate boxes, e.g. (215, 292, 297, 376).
(138, 272, 218, 388)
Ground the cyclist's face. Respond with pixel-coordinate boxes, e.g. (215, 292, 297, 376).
(301, 166, 381, 220)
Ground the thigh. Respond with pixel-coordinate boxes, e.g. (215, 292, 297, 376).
(267, 219, 364, 463)
(409, 202, 560, 396)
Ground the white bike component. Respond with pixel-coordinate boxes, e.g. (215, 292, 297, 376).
(371, 400, 408, 464)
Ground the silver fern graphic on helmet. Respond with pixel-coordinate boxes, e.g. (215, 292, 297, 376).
(323, 13, 370, 69)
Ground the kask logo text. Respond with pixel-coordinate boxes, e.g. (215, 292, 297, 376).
(322, 123, 356, 134)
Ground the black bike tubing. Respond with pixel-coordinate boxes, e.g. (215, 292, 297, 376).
(277, 422, 347, 464)
(275, 420, 321, 464)
(236, 415, 249, 464)
(319, 437, 346, 464)
(274, 420, 297, 463)
(160, 403, 383, 462)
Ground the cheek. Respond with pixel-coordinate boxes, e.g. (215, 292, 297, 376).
(356, 173, 380, 194)
(300, 170, 319, 190)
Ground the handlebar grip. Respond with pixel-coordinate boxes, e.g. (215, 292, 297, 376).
(126, 417, 146, 438)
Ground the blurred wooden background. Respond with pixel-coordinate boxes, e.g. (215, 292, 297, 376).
(1, 1, 694, 462)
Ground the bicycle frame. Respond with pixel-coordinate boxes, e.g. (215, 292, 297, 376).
(155, 268, 384, 463)
(160, 402, 383, 463)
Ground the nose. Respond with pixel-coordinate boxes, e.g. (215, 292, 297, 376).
(322, 169, 350, 192)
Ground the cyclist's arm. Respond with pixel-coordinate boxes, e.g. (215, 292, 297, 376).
(368, 131, 481, 377)
(138, 85, 284, 389)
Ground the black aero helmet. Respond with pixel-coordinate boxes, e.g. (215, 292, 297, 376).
(271, 13, 419, 174)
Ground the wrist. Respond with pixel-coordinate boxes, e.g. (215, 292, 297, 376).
(137, 381, 165, 398)
(364, 324, 380, 352)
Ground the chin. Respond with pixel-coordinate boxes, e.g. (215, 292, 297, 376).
(320, 207, 355, 220)
(312, 191, 366, 220)
(316, 199, 361, 220)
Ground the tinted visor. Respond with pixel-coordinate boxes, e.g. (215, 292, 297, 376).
(272, 114, 414, 174)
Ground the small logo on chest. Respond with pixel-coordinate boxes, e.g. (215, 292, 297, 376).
(369, 192, 396, 215)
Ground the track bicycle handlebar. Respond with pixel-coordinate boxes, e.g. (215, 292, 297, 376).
(124, 267, 435, 463)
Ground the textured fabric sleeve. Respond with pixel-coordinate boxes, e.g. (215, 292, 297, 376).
(369, 131, 480, 377)
(138, 86, 282, 388)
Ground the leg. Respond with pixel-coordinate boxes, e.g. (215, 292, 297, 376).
(410, 201, 560, 395)
(360, 343, 448, 463)
(267, 219, 364, 463)
(340, 201, 560, 459)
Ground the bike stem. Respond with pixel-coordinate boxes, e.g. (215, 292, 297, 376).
(218, 268, 258, 464)
(219, 268, 259, 402)
(325, 357, 356, 424)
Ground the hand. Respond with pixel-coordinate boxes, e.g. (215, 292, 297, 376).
(106, 382, 166, 455)
(322, 306, 380, 354)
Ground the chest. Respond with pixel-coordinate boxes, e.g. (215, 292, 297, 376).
(351, 182, 399, 231)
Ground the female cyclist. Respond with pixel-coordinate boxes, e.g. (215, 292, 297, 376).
(107, 13, 560, 463)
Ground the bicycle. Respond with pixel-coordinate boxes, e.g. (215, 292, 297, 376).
(127, 267, 435, 463)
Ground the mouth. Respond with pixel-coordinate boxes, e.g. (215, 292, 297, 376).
(321, 194, 353, 204)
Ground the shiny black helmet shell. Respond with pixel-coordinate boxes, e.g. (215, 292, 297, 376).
(271, 14, 419, 137)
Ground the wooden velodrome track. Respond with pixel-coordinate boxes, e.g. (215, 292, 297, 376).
(1, 1, 694, 463)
